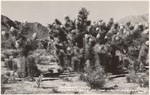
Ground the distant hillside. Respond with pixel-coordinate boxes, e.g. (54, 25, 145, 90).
(1, 15, 18, 32)
(118, 14, 149, 25)
(1, 15, 49, 40)
(14, 21, 49, 39)
(26, 22, 49, 39)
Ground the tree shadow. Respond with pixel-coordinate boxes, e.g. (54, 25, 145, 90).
(42, 78, 58, 81)
(42, 87, 55, 89)
(43, 73, 60, 77)
(109, 74, 126, 80)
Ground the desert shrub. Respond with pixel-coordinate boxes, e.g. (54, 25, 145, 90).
(126, 71, 138, 83)
(26, 55, 41, 78)
(49, 57, 57, 62)
(80, 73, 87, 81)
(1, 85, 5, 94)
(34, 49, 47, 55)
(1, 71, 18, 85)
(126, 70, 149, 88)
(1, 41, 6, 49)
(3, 52, 10, 59)
(122, 57, 131, 70)
(11, 50, 20, 58)
(33, 66, 41, 77)
(31, 49, 55, 65)
(1, 54, 6, 61)
(138, 74, 149, 87)
(16, 69, 24, 78)
(8, 74, 17, 84)
(2, 49, 20, 59)
(4, 59, 17, 70)
(128, 47, 139, 59)
(1, 74, 9, 84)
(52, 87, 61, 93)
(12, 62, 18, 71)
(81, 66, 107, 89)
(4, 37, 16, 49)
(36, 55, 50, 65)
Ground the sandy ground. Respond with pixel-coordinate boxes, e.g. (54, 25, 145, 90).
(1, 60, 149, 94)
(2, 73, 149, 94)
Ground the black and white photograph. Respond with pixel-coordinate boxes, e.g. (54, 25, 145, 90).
(1, 1, 149, 94)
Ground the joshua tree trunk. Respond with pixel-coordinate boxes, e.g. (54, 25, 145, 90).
(26, 57, 35, 82)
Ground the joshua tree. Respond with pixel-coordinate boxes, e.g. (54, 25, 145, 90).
(15, 23, 38, 81)
(75, 7, 91, 48)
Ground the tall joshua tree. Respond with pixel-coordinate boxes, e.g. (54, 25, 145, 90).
(75, 7, 91, 48)
(77, 7, 89, 32)
(15, 23, 38, 81)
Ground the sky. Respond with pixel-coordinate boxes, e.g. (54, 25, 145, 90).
(1, 1, 149, 26)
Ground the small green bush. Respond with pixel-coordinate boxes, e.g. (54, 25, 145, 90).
(80, 67, 107, 89)
(1, 41, 6, 49)
(80, 73, 86, 81)
(34, 49, 47, 55)
(1, 85, 5, 94)
(16, 69, 24, 78)
(1, 54, 5, 61)
(138, 74, 149, 87)
(126, 72, 138, 83)
(36, 55, 50, 65)
(2, 49, 20, 59)
(49, 57, 57, 62)
(1, 74, 9, 84)
(126, 70, 149, 88)
(12, 50, 20, 58)
(3, 52, 10, 59)
(34, 51, 55, 65)
(4, 59, 17, 70)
